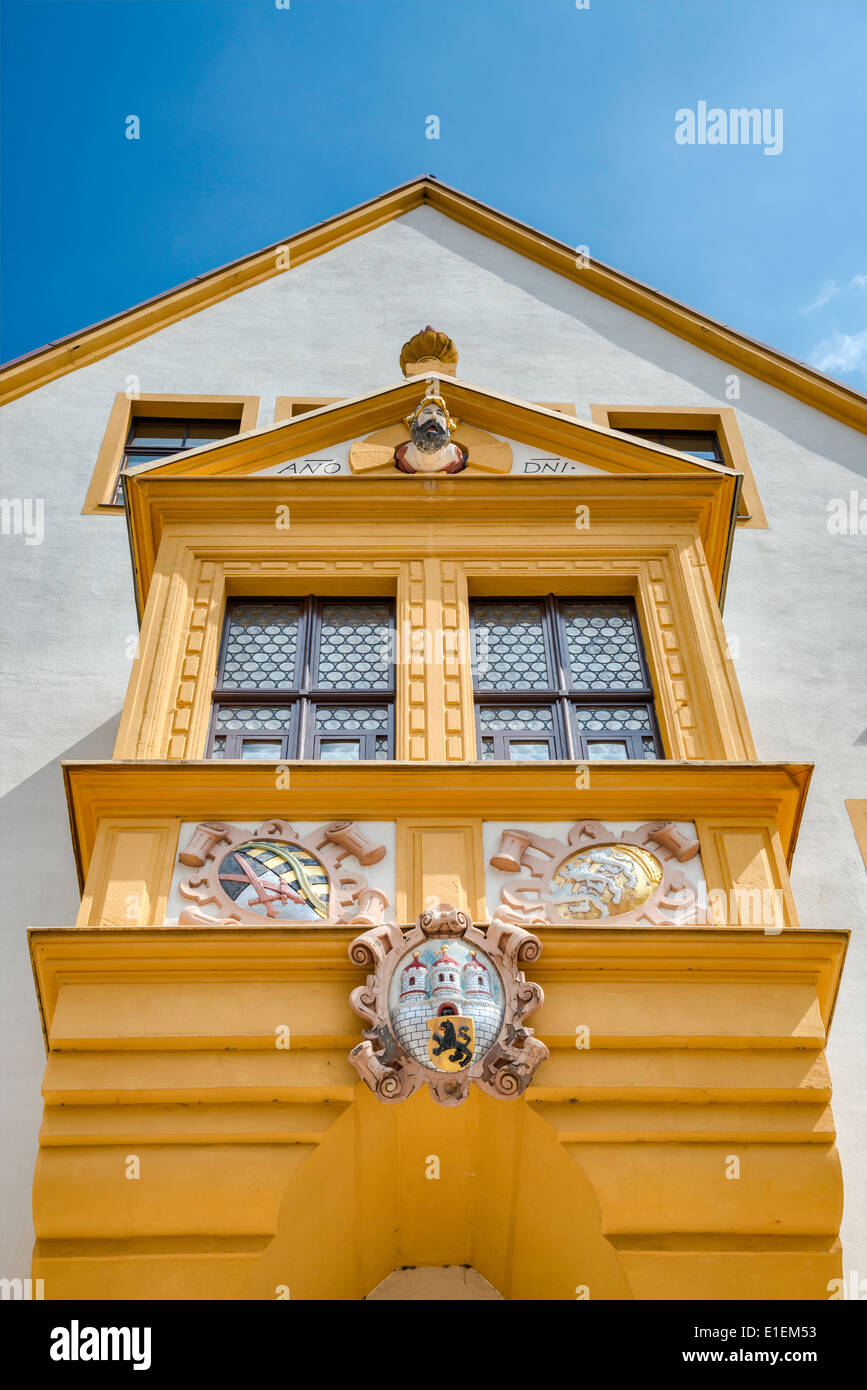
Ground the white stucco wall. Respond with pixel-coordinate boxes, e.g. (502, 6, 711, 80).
(1, 206, 864, 1285)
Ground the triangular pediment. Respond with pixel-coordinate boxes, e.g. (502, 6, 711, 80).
(125, 375, 741, 485)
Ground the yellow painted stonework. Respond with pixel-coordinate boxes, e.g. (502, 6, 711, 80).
(29, 379, 847, 1300)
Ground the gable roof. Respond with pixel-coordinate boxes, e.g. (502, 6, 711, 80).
(1, 177, 866, 434)
(122, 374, 742, 613)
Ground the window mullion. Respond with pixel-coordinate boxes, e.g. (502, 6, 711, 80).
(300, 596, 316, 693)
(296, 697, 312, 758)
(545, 594, 569, 693)
(560, 696, 577, 760)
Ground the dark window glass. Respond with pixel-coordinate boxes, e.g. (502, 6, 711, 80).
(184, 420, 240, 445)
(208, 598, 394, 760)
(470, 596, 661, 761)
(113, 415, 241, 502)
(127, 419, 189, 448)
(619, 427, 724, 464)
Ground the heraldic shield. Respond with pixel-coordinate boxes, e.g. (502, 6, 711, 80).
(426, 1015, 474, 1071)
(347, 902, 548, 1106)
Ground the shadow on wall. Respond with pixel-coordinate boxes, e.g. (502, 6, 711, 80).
(0, 712, 122, 1274)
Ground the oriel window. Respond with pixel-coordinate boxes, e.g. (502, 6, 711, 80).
(469, 597, 661, 762)
(208, 598, 394, 760)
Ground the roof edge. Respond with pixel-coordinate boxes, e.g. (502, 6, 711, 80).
(2, 176, 865, 436)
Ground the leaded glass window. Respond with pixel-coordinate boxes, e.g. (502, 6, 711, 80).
(561, 601, 645, 689)
(472, 602, 553, 690)
(220, 603, 302, 688)
(470, 597, 661, 761)
(315, 602, 392, 689)
(208, 598, 394, 760)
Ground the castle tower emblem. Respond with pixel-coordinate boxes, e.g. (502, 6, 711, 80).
(348, 903, 548, 1106)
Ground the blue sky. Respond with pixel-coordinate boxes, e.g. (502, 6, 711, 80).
(2, 0, 866, 386)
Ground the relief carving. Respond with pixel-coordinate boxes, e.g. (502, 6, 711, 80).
(489, 820, 707, 928)
(348, 902, 548, 1107)
(176, 819, 388, 926)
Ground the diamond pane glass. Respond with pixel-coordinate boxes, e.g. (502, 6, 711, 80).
(375, 735, 389, 760)
(472, 602, 551, 690)
(221, 603, 301, 688)
(562, 601, 645, 690)
(571, 705, 652, 734)
(317, 603, 392, 690)
(315, 705, 389, 732)
(480, 737, 496, 760)
(478, 705, 554, 733)
(642, 736, 658, 759)
(214, 705, 293, 732)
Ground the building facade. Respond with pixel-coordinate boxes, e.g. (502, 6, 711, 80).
(1, 179, 865, 1300)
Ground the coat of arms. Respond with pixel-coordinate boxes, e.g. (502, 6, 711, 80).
(175, 819, 389, 926)
(348, 902, 548, 1106)
(488, 819, 706, 927)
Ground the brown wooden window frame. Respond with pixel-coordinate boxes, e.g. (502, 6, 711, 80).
(469, 595, 662, 763)
(207, 596, 396, 761)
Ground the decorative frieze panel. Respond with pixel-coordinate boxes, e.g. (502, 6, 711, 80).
(483, 819, 708, 927)
(166, 819, 396, 926)
(255, 435, 602, 478)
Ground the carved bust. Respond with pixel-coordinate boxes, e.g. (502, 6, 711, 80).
(394, 395, 468, 475)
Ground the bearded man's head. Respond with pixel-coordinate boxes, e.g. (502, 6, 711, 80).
(409, 400, 453, 454)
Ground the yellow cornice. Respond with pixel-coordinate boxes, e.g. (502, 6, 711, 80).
(62, 759, 812, 891)
(3, 177, 865, 435)
(28, 923, 848, 1046)
(125, 470, 737, 618)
